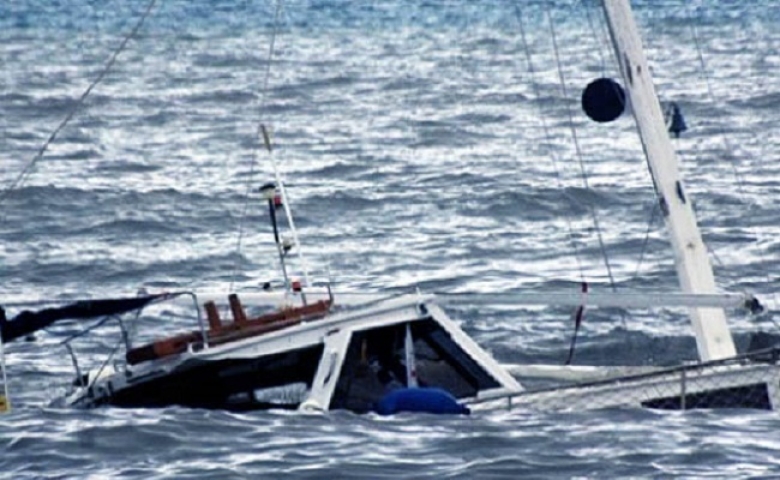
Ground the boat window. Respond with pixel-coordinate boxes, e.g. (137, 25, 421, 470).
(218, 344, 324, 410)
(413, 319, 500, 394)
(118, 343, 325, 411)
(329, 319, 500, 413)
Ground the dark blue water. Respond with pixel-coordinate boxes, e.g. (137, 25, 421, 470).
(2, 1, 780, 478)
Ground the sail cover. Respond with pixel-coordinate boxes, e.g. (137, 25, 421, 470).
(0, 295, 166, 343)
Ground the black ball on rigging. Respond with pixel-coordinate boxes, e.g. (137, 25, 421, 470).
(581, 77, 626, 123)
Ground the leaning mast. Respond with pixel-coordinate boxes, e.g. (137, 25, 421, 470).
(600, 0, 737, 361)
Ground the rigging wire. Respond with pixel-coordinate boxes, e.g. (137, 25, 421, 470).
(606, 4, 664, 286)
(542, 3, 619, 291)
(593, 0, 621, 69)
(514, 2, 628, 362)
(0, 0, 158, 208)
(578, 0, 656, 286)
(511, 2, 586, 284)
(579, 0, 608, 76)
(229, 0, 283, 293)
(686, 6, 779, 312)
(616, 2, 672, 288)
(630, 201, 658, 282)
(579, 0, 634, 336)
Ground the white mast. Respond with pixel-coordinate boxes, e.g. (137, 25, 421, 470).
(600, 0, 736, 361)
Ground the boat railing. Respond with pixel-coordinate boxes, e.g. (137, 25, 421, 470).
(466, 345, 780, 411)
(122, 292, 334, 366)
(59, 291, 202, 387)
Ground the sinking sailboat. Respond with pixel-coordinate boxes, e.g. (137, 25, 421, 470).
(43, 173, 519, 413)
(3, 0, 779, 414)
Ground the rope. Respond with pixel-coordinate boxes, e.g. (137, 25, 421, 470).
(0, 0, 158, 207)
(543, 4, 619, 291)
(565, 282, 588, 365)
(229, 0, 283, 293)
(512, 2, 586, 284)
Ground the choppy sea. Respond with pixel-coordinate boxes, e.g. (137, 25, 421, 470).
(2, 1, 780, 478)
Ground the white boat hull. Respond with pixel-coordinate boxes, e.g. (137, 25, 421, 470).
(62, 291, 780, 414)
(471, 355, 780, 412)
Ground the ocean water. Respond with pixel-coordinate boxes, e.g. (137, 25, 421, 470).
(2, 0, 780, 478)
